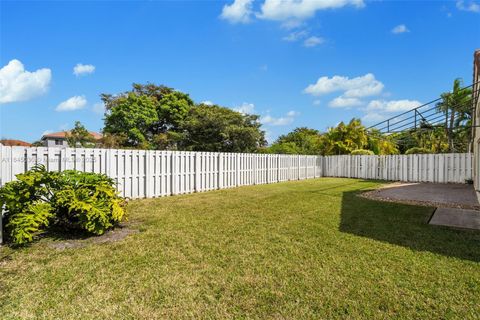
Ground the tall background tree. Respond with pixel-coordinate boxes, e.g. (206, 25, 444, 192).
(66, 121, 95, 148)
(178, 104, 266, 152)
(103, 93, 158, 148)
(267, 119, 398, 155)
(268, 127, 322, 155)
(436, 78, 472, 152)
(101, 83, 265, 152)
(102, 83, 194, 149)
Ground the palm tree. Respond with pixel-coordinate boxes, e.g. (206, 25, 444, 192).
(436, 78, 472, 152)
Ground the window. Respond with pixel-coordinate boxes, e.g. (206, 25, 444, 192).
(55, 139, 62, 145)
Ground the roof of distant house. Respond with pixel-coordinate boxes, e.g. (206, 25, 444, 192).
(0, 139, 32, 147)
(41, 131, 103, 140)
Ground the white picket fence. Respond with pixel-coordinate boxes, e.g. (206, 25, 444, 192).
(0, 146, 323, 198)
(324, 153, 472, 184)
(0, 146, 473, 199)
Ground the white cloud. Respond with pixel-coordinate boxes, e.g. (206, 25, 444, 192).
(234, 102, 255, 114)
(73, 63, 95, 76)
(362, 112, 387, 123)
(456, 0, 480, 13)
(391, 24, 409, 34)
(221, 0, 365, 28)
(263, 129, 275, 143)
(0, 59, 51, 104)
(92, 102, 105, 114)
(201, 100, 214, 106)
(313, 99, 321, 105)
(56, 95, 87, 112)
(303, 36, 324, 47)
(220, 0, 254, 23)
(304, 73, 384, 98)
(366, 99, 422, 113)
(261, 110, 299, 126)
(303, 72, 421, 124)
(286, 110, 299, 117)
(232, 102, 298, 126)
(362, 99, 422, 124)
(282, 30, 324, 48)
(280, 19, 305, 30)
(282, 29, 309, 42)
(257, 0, 364, 22)
(328, 96, 362, 108)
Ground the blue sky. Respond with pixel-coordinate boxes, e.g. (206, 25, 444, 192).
(1, 0, 479, 143)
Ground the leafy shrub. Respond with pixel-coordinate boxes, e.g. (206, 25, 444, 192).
(0, 166, 126, 244)
(405, 147, 432, 155)
(350, 149, 375, 155)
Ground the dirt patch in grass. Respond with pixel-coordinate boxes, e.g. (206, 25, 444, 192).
(48, 226, 138, 250)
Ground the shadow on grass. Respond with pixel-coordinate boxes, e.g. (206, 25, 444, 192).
(339, 190, 480, 262)
(1, 223, 130, 250)
(0, 226, 94, 250)
(46, 225, 98, 240)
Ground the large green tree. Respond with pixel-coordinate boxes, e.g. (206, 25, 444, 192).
(178, 104, 266, 152)
(321, 119, 369, 155)
(103, 93, 158, 148)
(366, 129, 399, 155)
(268, 127, 322, 155)
(101, 83, 194, 149)
(101, 84, 266, 152)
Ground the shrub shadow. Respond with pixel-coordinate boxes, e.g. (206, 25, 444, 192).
(1, 223, 130, 249)
(339, 190, 480, 262)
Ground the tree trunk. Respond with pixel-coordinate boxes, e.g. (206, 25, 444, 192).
(449, 108, 455, 152)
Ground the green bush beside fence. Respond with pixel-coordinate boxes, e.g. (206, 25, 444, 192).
(0, 165, 126, 244)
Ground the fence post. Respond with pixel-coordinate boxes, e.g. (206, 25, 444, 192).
(236, 153, 240, 187)
(297, 154, 300, 180)
(264, 154, 267, 184)
(320, 156, 326, 177)
(321, 156, 325, 177)
(218, 153, 223, 189)
(277, 154, 280, 182)
(171, 152, 177, 195)
(106, 148, 111, 178)
(145, 151, 152, 198)
(8, 146, 13, 184)
(304, 155, 308, 179)
(253, 154, 257, 185)
(195, 152, 200, 192)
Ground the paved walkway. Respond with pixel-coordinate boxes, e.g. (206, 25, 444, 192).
(430, 208, 480, 230)
(364, 182, 480, 230)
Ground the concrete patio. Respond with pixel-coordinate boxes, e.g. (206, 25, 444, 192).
(430, 208, 480, 230)
(363, 182, 480, 230)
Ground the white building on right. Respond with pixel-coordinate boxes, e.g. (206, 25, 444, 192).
(472, 49, 480, 199)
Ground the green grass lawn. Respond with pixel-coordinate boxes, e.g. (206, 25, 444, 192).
(1, 178, 479, 319)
